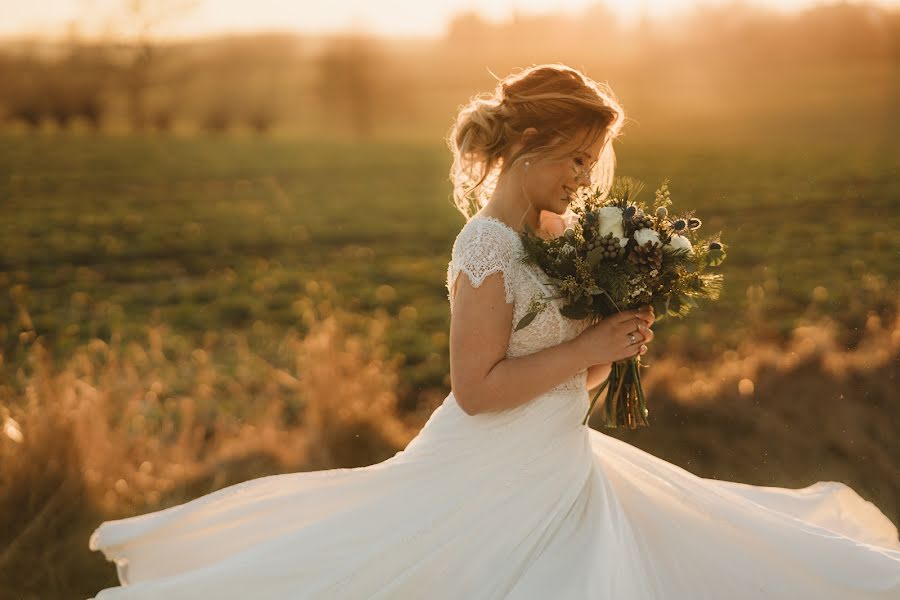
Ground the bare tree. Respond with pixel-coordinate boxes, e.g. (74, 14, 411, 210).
(100, 0, 198, 131)
(313, 33, 387, 139)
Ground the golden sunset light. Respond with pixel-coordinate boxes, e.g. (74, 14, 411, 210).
(3, 0, 897, 39)
(2, 1, 898, 597)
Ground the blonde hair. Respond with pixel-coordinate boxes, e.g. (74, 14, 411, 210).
(445, 63, 627, 221)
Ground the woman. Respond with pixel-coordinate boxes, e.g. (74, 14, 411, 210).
(89, 63, 900, 598)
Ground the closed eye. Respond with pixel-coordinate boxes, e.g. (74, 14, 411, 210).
(574, 158, 597, 171)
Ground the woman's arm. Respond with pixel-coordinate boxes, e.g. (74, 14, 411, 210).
(585, 362, 611, 392)
(450, 269, 594, 416)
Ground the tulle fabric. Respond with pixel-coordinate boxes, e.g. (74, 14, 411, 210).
(88, 386, 900, 599)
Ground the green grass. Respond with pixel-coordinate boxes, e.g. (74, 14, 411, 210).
(1, 132, 897, 409)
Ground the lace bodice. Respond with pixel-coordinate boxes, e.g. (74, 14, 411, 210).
(446, 215, 590, 395)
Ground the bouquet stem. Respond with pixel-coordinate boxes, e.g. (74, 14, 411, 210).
(581, 377, 609, 426)
(581, 357, 650, 429)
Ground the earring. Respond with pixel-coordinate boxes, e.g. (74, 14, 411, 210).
(524, 160, 530, 169)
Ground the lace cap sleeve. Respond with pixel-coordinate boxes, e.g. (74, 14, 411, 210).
(446, 218, 518, 309)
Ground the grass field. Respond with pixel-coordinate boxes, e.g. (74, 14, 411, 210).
(1, 131, 898, 597)
(2, 132, 898, 400)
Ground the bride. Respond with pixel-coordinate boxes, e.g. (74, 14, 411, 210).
(89, 63, 900, 598)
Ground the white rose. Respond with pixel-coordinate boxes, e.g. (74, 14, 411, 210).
(597, 207, 625, 240)
(665, 233, 693, 254)
(633, 228, 661, 247)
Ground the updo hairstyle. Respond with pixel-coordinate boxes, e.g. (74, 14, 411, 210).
(446, 63, 627, 220)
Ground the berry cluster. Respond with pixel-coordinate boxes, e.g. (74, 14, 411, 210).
(587, 232, 625, 259)
(632, 214, 654, 230)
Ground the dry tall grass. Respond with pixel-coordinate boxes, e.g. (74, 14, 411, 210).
(609, 304, 900, 533)
(1, 301, 898, 598)
(0, 303, 418, 598)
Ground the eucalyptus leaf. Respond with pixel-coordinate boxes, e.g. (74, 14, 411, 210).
(680, 293, 698, 309)
(560, 303, 591, 320)
(706, 249, 726, 266)
(652, 297, 668, 318)
(665, 294, 682, 317)
(514, 310, 539, 331)
(587, 246, 605, 267)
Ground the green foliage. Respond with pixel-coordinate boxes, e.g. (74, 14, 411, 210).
(0, 133, 898, 390)
(517, 175, 728, 327)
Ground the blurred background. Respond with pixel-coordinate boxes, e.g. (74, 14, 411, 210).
(1, 1, 898, 597)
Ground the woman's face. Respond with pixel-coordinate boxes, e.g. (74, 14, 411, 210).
(521, 127, 606, 215)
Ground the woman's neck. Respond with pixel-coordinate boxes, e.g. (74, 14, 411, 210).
(480, 181, 541, 233)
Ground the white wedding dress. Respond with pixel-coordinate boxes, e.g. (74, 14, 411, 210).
(89, 215, 900, 599)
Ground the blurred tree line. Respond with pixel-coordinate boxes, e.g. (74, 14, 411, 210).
(0, 1, 895, 139)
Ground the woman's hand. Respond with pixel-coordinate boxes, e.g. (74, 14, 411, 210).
(575, 306, 655, 365)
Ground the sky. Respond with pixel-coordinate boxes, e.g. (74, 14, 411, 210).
(2, 0, 896, 40)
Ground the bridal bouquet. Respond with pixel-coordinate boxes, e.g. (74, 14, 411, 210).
(516, 176, 727, 429)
